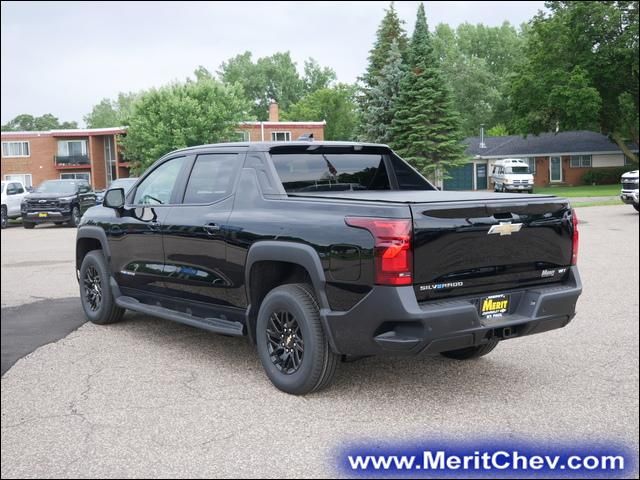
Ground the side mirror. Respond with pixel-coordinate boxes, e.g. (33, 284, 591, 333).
(104, 188, 125, 209)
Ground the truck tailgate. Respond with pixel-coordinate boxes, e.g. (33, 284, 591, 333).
(411, 199, 574, 302)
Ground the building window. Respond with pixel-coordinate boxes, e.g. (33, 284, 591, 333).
(234, 131, 250, 142)
(271, 131, 291, 142)
(4, 173, 32, 188)
(57, 140, 87, 157)
(570, 155, 592, 168)
(60, 172, 90, 182)
(527, 158, 536, 174)
(1, 141, 30, 157)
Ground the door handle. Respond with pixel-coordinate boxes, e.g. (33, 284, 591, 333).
(204, 223, 221, 235)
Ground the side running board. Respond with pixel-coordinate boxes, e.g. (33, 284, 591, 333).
(115, 296, 244, 337)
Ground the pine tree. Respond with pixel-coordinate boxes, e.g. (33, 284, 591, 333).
(357, 2, 409, 141)
(359, 40, 405, 144)
(390, 3, 467, 182)
(362, 2, 408, 86)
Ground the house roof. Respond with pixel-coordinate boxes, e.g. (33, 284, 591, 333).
(1, 127, 127, 138)
(464, 130, 638, 158)
(239, 121, 326, 128)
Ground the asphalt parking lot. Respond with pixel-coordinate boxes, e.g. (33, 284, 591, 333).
(1, 206, 639, 478)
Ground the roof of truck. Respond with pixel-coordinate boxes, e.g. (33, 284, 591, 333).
(169, 141, 391, 155)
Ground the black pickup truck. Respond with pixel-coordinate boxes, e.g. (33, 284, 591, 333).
(76, 142, 582, 394)
(22, 179, 95, 228)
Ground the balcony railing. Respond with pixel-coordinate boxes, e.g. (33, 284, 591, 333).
(54, 155, 90, 167)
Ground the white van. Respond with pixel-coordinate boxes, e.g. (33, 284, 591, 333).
(491, 159, 534, 193)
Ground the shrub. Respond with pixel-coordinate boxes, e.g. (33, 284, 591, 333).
(583, 165, 638, 185)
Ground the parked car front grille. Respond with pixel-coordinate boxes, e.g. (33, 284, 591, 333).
(26, 200, 60, 210)
(622, 181, 637, 190)
(513, 180, 530, 185)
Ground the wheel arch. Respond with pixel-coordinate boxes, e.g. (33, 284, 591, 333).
(76, 226, 111, 273)
(244, 241, 336, 351)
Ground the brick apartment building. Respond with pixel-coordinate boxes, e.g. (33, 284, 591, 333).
(1, 127, 128, 190)
(1, 102, 325, 190)
(236, 102, 325, 142)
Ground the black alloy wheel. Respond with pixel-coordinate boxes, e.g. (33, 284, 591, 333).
(83, 265, 102, 312)
(266, 310, 304, 375)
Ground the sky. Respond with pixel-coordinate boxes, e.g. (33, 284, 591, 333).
(1, 1, 546, 126)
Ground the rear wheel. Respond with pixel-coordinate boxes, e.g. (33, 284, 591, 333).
(441, 338, 499, 360)
(80, 250, 124, 325)
(1, 206, 7, 229)
(256, 283, 339, 395)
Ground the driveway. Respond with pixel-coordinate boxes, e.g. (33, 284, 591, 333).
(1, 206, 638, 478)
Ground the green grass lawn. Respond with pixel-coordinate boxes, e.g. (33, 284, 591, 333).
(533, 184, 620, 197)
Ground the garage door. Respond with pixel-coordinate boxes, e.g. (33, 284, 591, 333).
(443, 164, 473, 190)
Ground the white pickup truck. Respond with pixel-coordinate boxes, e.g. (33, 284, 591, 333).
(620, 170, 639, 212)
(1, 180, 29, 228)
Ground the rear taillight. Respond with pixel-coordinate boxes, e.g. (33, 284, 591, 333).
(345, 217, 413, 286)
(571, 208, 579, 265)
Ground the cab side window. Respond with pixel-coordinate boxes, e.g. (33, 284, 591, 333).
(133, 157, 185, 205)
(182, 154, 240, 204)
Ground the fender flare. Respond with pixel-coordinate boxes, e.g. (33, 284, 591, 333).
(76, 226, 111, 269)
(244, 241, 337, 351)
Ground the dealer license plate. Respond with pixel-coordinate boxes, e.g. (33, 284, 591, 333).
(479, 294, 510, 318)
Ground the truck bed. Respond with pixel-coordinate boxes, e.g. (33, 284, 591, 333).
(288, 190, 560, 204)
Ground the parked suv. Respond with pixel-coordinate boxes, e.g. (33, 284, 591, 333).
(22, 179, 95, 228)
(95, 177, 138, 205)
(76, 142, 581, 394)
(620, 170, 639, 212)
(1, 180, 29, 229)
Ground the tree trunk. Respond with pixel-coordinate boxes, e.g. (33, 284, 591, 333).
(612, 133, 638, 163)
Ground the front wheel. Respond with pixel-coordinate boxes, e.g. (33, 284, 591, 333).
(256, 283, 339, 395)
(69, 206, 81, 227)
(23, 221, 35, 229)
(441, 338, 499, 360)
(80, 250, 125, 325)
(634, 204, 639, 212)
(1, 206, 7, 229)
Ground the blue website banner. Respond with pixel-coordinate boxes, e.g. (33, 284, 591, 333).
(339, 439, 637, 478)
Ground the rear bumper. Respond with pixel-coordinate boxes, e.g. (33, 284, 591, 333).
(322, 266, 582, 356)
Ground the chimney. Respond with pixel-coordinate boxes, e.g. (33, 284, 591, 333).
(479, 124, 487, 149)
(268, 101, 279, 122)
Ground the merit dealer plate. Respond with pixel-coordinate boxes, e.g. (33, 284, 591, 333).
(38, 213, 48, 218)
(479, 294, 510, 318)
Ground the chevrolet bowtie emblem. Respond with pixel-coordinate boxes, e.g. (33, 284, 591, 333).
(488, 222, 523, 236)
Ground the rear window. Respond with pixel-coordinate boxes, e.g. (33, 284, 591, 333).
(271, 149, 434, 193)
(272, 153, 391, 192)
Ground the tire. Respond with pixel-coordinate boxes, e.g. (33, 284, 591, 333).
(79, 249, 125, 325)
(69, 206, 81, 227)
(256, 283, 339, 395)
(54, 222, 64, 226)
(440, 338, 499, 360)
(23, 221, 35, 229)
(1, 206, 7, 229)
(634, 204, 639, 212)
